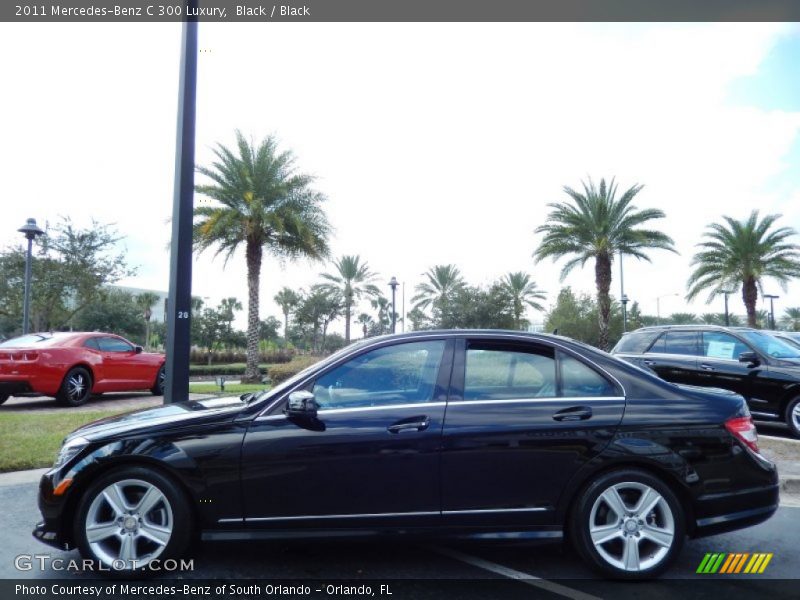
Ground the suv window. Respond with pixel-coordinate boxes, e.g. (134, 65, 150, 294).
(702, 332, 751, 360)
(312, 340, 445, 410)
(613, 330, 660, 354)
(464, 343, 556, 400)
(559, 352, 618, 397)
(648, 331, 699, 356)
(98, 337, 134, 352)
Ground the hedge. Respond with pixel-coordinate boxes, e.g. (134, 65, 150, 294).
(189, 349, 293, 366)
(267, 356, 324, 384)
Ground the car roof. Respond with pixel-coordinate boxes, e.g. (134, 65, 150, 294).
(624, 324, 759, 333)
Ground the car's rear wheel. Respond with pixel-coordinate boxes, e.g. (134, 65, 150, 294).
(785, 396, 800, 438)
(74, 466, 191, 575)
(150, 365, 165, 396)
(56, 367, 93, 406)
(570, 468, 685, 579)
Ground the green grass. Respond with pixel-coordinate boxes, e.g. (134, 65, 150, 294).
(188, 383, 269, 394)
(0, 410, 126, 472)
(189, 363, 276, 376)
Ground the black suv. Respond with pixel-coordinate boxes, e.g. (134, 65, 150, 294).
(613, 325, 800, 437)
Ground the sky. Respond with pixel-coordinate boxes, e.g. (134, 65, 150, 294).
(1, 22, 799, 332)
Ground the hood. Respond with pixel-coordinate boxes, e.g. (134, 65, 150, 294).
(68, 395, 248, 442)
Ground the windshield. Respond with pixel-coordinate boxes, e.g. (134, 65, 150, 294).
(739, 331, 800, 359)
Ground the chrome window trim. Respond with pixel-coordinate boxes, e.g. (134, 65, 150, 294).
(219, 506, 550, 524)
(446, 396, 625, 406)
(256, 331, 627, 418)
(254, 402, 448, 422)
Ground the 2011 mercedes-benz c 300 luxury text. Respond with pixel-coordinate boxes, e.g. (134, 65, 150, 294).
(34, 331, 779, 579)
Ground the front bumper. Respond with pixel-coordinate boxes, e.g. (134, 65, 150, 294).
(33, 468, 76, 551)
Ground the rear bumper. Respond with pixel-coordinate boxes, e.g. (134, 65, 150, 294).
(0, 379, 34, 396)
(693, 480, 780, 537)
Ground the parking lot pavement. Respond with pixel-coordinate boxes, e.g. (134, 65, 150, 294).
(1, 480, 797, 598)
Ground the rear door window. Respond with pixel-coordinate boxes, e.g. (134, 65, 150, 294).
(464, 343, 557, 400)
(558, 352, 618, 397)
(661, 331, 700, 356)
(613, 330, 660, 354)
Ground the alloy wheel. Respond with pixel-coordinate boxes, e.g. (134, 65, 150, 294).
(792, 403, 800, 432)
(588, 481, 675, 572)
(67, 373, 87, 402)
(84, 479, 173, 569)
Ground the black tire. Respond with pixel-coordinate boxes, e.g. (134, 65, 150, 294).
(785, 396, 800, 438)
(569, 468, 685, 580)
(56, 367, 93, 407)
(0, 394, 8, 406)
(74, 466, 192, 577)
(150, 365, 165, 396)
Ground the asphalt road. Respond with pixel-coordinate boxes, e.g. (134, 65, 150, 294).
(1, 480, 797, 599)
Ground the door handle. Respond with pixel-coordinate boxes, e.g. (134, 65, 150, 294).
(642, 359, 657, 366)
(387, 417, 430, 433)
(553, 406, 592, 422)
(700, 363, 715, 371)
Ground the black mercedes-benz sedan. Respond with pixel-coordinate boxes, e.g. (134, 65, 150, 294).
(34, 330, 778, 579)
(612, 325, 800, 437)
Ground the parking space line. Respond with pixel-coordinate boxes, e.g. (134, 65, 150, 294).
(433, 546, 601, 600)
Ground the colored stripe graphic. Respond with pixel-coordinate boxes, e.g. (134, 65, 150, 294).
(758, 554, 773, 573)
(720, 554, 736, 574)
(710, 553, 726, 573)
(697, 552, 771, 574)
(696, 553, 713, 573)
(734, 553, 749, 573)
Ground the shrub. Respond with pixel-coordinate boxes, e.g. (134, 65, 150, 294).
(189, 348, 294, 365)
(267, 356, 324, 384)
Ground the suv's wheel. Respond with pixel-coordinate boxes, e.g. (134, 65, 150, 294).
(74, 466, 191, 575)
(56, 367, 92, 406)
(0, 394, 8, 405)
(150, 365, 165, 396)
(570, 469, 685, 579)
(785, 396, 800, 438)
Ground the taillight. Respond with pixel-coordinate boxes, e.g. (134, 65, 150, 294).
(725, 416, 759, 454)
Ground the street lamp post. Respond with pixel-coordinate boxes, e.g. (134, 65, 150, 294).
(721, 290, 733, 327)
(764, 294, 779, 330)
(17, 218, 45, 335)
(389, 277, 399, 333)
(621, 293, 629, 332)
(656, 293, 678, 325)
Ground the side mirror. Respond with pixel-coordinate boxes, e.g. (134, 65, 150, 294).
(738, 351, 760, 367)
(134, 345, 143, 354)
(286, 390, 318, 418)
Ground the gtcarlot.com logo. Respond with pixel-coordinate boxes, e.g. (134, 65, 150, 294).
(696, 552, 773, 574)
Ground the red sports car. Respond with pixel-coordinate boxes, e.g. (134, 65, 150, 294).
(0, 332, 165, 407)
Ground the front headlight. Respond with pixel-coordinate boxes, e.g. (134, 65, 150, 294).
(53, 436, 89, 468)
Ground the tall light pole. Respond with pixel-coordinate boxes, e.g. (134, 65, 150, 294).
(721, 290, 733, 326)
(656, 293, 678, 325)
(619, 249, 627, 332)
(401, 281, 405, 333)
(389, 277, 399, 333)
(17, 218, 45, 335)
(164, 5, 198, 404)
(764, 294, 779, 330)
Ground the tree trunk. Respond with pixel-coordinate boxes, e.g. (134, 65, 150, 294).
(144, 319, 150, 351)
(243, 240, 262, 383)
(595, 252, 613, 350)
(742, 277, 758, 327)
(283, 311, 289, 341)
(345, 300, 351, 344)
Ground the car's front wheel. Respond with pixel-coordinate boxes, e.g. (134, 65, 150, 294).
(74, 466, 192, 575)
(56, 367, 93, 406)
(570, 469, 685, 579)
(785, 396, 800, 438)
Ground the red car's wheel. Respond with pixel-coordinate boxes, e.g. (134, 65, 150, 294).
(56, 367, 93, 407)
(151, 365, 166, 396)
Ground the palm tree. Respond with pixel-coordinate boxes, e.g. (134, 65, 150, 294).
(780, 307, 800, 331)
(135, 292, 160, 350)
(534, 178, 675, 350)
(667, 312, 698, 325)
(686, 211, 800, 328)
(356, 313, 374, 338)
(499, 272, 546, 330)
(370, 296, 392, 334)
(411, 265, 466, 325)
(274, 287, 301, 340)
(194, 131, 331, 382)
(319, 255, 380, 344)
